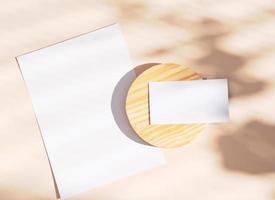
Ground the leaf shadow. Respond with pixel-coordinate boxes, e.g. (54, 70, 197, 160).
(217, 120, 275, 174)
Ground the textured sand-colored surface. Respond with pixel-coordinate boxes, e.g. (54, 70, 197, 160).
(1, 0, 275, 199)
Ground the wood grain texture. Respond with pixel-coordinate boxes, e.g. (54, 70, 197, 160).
(126, 63, 206, 148)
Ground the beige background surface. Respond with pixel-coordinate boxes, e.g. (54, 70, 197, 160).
(1, 0, 275, 199)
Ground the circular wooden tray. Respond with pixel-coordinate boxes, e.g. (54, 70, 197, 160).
(125, 63, 206, 148)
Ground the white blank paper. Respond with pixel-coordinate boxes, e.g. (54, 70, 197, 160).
(149, 79, 229, 124)
(17, 24, 164, 199)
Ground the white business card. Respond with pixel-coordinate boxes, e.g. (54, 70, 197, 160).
(149, 79, 229, 124)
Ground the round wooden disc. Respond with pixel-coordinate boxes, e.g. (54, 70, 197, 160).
(125, 63, 206, 148)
